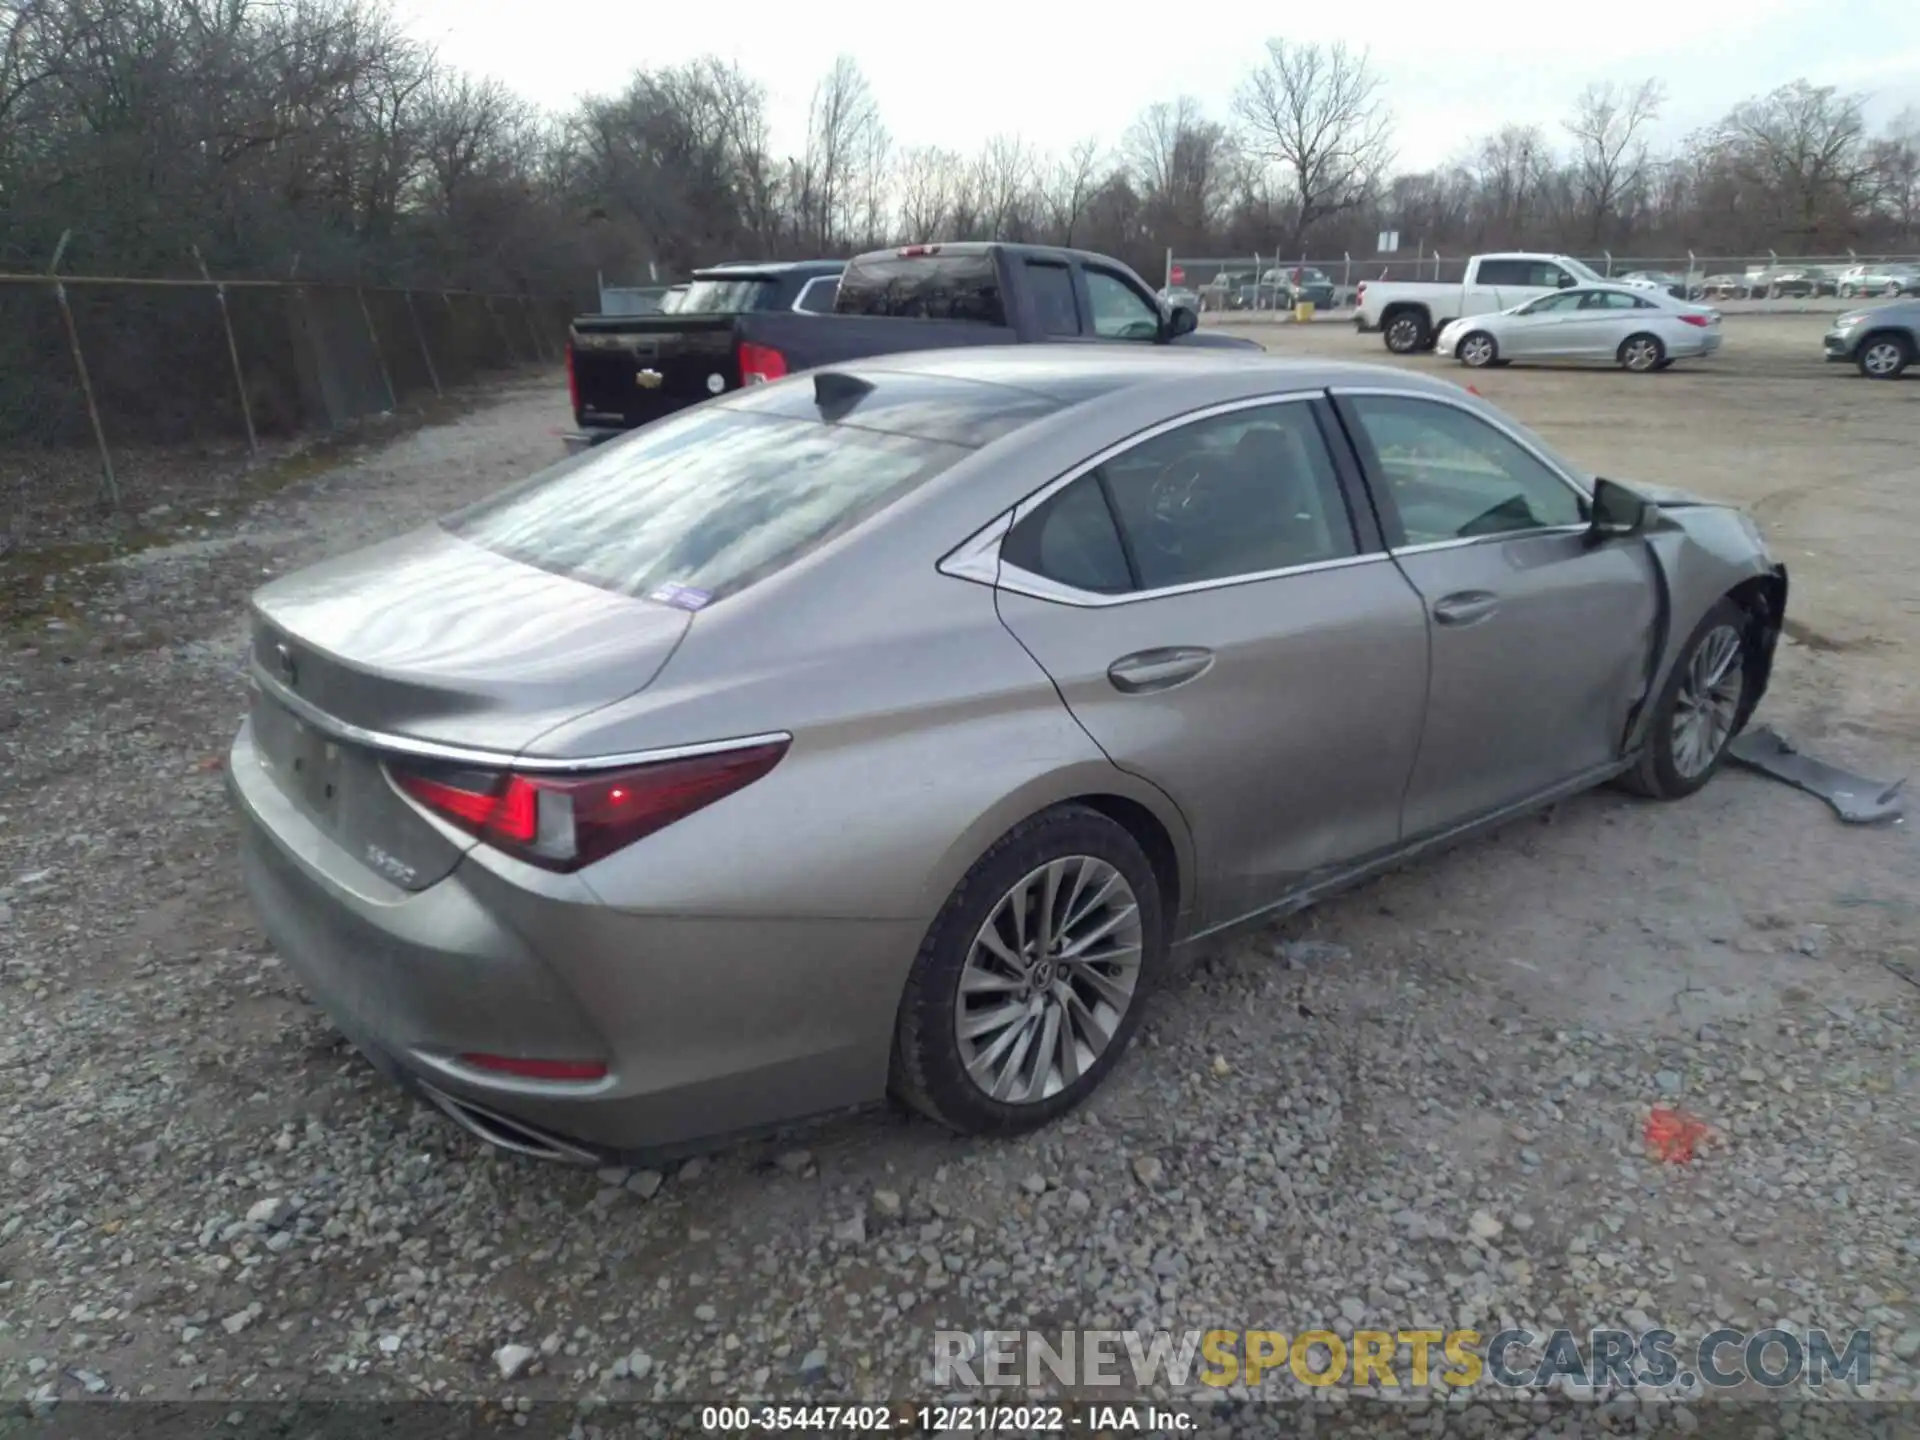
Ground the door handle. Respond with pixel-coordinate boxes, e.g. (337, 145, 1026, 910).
(1107, 646, 1215, 694)
(1431, 590, 1500, 626)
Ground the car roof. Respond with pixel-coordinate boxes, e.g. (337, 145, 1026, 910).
(823, 345, 1466, 407)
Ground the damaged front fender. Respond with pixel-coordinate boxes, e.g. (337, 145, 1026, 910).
(1620, 502, 1788, 757)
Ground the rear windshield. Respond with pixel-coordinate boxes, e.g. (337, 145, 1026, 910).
(834, 253, 1007, 324)
(675, 276, 781, 313)
(443, 408, 968, 603)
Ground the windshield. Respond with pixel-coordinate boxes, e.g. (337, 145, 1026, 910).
(443, 408, 968, 603)
(1560, 257, 1605, 284)
(674, 277, 780, 313)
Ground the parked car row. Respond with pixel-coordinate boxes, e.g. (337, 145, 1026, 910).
(1621, 262, 1919, 302)
(1351, 248, 1916, 379)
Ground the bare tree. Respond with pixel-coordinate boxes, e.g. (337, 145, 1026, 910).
(1709, 81, 1879, 246)
(1468, 124, 1549, 245)
(796, 54, 881, 251)
(1232, 40, 1392, 249)
(1041, 136, 1104, 245)
(1124, 97, 1229, 247)
(973, 133, 1035, 239)
(1563, 79, 1664, 242)
(894, 145, 961, 240)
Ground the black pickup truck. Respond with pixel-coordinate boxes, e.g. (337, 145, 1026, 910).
(562, 243, 1256, 451)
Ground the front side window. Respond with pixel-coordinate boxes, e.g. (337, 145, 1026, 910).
(1343, 395, 1584, 545)
(445, 408, 967, 603)
(1087, 402, 1357, 590)
(1084, 269, 1162, 341)
(1519, 292, 1583, 315)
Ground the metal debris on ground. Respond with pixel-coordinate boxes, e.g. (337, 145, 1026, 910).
(1725, 724, 1906, 824)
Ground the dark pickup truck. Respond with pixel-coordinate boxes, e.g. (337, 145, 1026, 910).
(562, 242, 1256, 451)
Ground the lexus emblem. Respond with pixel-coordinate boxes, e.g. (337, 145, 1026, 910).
(275, 642, 298, 688)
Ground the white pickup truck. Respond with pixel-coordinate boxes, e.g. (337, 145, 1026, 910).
(1355, 253, 1611, 354)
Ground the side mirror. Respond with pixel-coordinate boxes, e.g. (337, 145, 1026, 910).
(1166, 304, 1199, 338)
(1557, 274, 1576, 288)
(1588, 478, 1653, 541)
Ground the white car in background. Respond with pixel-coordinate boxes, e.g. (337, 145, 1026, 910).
(1435, 284, 1723, 372)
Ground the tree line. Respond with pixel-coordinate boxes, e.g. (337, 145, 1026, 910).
(4, 0, 1916, 302)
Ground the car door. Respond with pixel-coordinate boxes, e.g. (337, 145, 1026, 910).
(1498, 291, 1585, 357)
(1330, 389, 1659, 838)
(1563, 289, 1651, 357)
(990, 395, 1432, 930)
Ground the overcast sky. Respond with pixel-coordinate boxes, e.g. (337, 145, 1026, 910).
(398, 0, 1920, 171)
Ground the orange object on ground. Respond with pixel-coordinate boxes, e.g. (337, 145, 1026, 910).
(1645, 1107, 1712, 1163)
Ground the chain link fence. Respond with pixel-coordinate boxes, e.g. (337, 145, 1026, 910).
(1162, 251, 1920, 312)
(1, 272, 576, 531)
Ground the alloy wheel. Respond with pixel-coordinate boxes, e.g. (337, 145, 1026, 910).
(1460, 334, 1495, 367)
(1672, 624, 1745, 779)
(955, 856, 1143, 1105)
(1861, 340, 1906, 378)
(1386, 316, 1421, 352)
(1623, 337, 1662, 371)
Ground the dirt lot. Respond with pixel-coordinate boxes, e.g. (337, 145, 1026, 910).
(2, 314, 1917, 1418)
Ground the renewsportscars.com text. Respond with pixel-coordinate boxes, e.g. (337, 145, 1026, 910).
(934, 1326, 1873, 1391)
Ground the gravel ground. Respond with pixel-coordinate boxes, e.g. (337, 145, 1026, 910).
(3, 322, 1918, 1423)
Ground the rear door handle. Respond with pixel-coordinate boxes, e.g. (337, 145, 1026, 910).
(1107, 646, 1215, 694)
(1431, 590, 1500, 626)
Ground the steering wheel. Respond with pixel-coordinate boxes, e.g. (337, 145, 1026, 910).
(1145, 453, 1226, 564)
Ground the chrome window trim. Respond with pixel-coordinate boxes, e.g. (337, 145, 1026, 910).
(1391, 523, 1591, 557)
(936, 389, 1382, 608)
(249, 663, 792, 772)
(998, 551, 1390, 609)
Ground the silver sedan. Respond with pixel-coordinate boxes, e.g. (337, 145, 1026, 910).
(1436, 284, 1724, 371)
(228, 348, 1786, 1163)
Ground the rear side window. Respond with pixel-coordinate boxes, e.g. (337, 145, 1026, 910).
(676, 276, 781, 313)
(444, 409, 967, 603)
(1023, 261, 1082, 336)
(835, 253, 1007, 324)
(794, 276, 840, 314)
(1002, 478, 1132, 593)
(1474, 260, 1523, 286)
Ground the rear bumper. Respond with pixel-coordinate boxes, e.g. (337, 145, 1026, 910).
(227, 718, 913, 1162)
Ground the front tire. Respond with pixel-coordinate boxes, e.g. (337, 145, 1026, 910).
(1618, 598, 1750, 801)
(1857, 333, 1911, 380)
(1619, 333, 1666, 372)
(890, 805, 1165, 1136)
(1457, 331, 1498, 368)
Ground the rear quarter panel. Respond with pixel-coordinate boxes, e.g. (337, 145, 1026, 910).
(519, 540, 1195, 930)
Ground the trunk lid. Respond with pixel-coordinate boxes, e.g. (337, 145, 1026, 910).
(247, 527, 690, 889)
(568, 315, 741, 429)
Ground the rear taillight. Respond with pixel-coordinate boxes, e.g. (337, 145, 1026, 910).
(458, 1053, 607, 1082)
(565, 340, 580, 417)
(738, 341, 787, 385)
(1355, 282, 1368, 300)
(390, 740, 789, 872)
(1679, 314, 1711, 328)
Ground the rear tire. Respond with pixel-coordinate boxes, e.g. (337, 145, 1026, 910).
(1383, 310, 1430, 355)
(1457, 331, 1498, 368)
(1619, 333, 1665, 372)
(1617, 598, 1750, 801)
(1856, 333, 1912, 380)
(890, 805, 1165, 1137)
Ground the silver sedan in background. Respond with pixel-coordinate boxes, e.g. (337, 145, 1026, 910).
(228, 348, 1786, 1164)
(1438, 284, 1723, 371)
